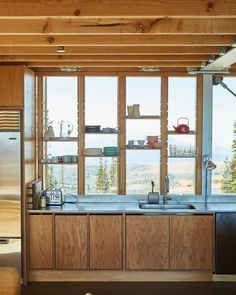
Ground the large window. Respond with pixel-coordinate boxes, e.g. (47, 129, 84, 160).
(40, 75, 200, 196)
(212, 78, 236, 194)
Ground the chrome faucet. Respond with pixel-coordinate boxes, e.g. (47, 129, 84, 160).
(163, 176, 171, 204)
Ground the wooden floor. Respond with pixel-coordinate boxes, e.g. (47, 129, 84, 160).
(21, 282, 236, 295)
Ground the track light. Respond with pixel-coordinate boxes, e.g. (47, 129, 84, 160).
(57, 46, 65, 53)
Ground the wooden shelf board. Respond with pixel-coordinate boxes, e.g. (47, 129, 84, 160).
(43, 137, 78, 142)
(168, 156, 196, 158)
(85, 131, 119, 135)
(126, 115, 161, 120)
(126, 145, 161, 150)
(84, 154, 118, 157)
(41, 162, 78, 165)
(168, 130, 195, 135)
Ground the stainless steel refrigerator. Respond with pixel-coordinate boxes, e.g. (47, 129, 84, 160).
(0, 110, 21, 270)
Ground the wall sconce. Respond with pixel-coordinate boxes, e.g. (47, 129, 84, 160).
(203, 154, 217, 206)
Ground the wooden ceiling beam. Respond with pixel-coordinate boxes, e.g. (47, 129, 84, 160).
(0, 18, 235, 34)
(0, 35, 233, 46)
(0, 55, 210, 62)
(12, 61, 202, 68)
(0, 46, 222, 55)
(0, 1, 235, 18)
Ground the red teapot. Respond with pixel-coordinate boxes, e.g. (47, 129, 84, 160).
(173, 117, 190, 133)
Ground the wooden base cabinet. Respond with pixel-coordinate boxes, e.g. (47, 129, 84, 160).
(89, 215, 123, 270)
(170, 215, 213, 270)
(126, 216, 169, 270)
(29, 215, 53, 269)
(55, 215, 88, 270)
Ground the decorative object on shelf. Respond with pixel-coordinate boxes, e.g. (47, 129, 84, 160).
(169, 144, 196, 157)
(84, 148, 102, 156)
(85, 125, 101, 133)
(45, 122, 55, 140)
(59, 120, 74, 137)
(103, 146, 118, 156)
(137, 139, 145, 148)
(127, 104, 140, 118)
(128, 140, 135, 148)
(127, 105, 134, 117)
(173, 117, 190, 133)
(102, 127, 119, 133)
(132, 104, 140, 118)
(146, 135, 159, 148)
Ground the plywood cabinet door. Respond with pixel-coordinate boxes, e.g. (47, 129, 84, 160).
(170, 215, 213, 270)
(29, 214, 53, 269)
(55, 215, 88, 270)
(126, 215, 169, 270)
(89, 215, 123, 270)
(0, 66, 24, 107)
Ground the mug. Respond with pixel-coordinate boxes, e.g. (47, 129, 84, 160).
(128, 140, 134, 148)
(62, 155, 71, 163)
(137, 140, 145, 148)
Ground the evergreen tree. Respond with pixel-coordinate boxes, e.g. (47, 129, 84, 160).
(221, 121, 236, 193)
(95, 157, 105, 192)
(47, 166, 58, 188)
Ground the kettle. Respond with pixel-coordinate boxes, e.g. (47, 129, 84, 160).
(59, 120, 74, 137)
(173, 117, 190, 133)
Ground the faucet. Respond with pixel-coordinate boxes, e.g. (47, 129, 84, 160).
(163, 176, 171, 204)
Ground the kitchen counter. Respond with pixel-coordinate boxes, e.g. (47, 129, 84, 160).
(28, 201, 236, 214)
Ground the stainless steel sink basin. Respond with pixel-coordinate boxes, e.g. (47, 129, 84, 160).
(139, 203, 195, 210)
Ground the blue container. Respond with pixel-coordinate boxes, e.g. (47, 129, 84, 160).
(103, 146, 118, 156)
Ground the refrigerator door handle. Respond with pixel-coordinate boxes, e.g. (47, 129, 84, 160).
(0, 238, 9, 244)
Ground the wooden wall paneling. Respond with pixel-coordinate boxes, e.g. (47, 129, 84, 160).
(23, 67, 36, 285)
(37, 76, 43, 181)
(55, 215, 88, 270)
(29, 214, 53, 269)
(78, 76, 85, 194)
(118, 76, 126, 194)
(170, 215, 213, 270)
(89, 215, 123, 270)
(160, 76, 168, 194)
(0, 66, 24, 108)
(195, 75, 203, 195)
(126, 215, 170, 270)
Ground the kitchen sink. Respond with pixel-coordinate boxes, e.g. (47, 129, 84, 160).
(139, 203, 196, 210)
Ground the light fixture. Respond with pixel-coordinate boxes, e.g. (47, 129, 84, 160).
(57, 46, 65, 53)
(187, 67, 230, 75)
(60, 66, 82, 72)
(219, 47, 227, 56)
(138, 66, 160, 72)
(209, 55, 215, 63)
(213, 77, 236, 97)
(203, 154, 217, 207)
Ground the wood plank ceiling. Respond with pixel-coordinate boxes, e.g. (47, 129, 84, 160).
(0, 0, 235, 73)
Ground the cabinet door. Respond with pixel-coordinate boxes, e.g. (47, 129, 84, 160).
(0, 66, 24, 107)
(170, 215, 213, 270)
(126, 216, 169, 270)
(90, 215, 122, 270)
(55, 215, 88, 270)
(29, 214, 53, 269)
(216, 213, 236, 274)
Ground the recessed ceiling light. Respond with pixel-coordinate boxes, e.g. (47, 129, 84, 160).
(57, 46, 65, 53)
(138, 66, 160, 72)
(60, 66, 82, 72)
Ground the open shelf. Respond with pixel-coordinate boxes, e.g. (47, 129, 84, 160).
(126, 145, 161, 150)
(41, 161, 78, 165)
(126, 115, 161, 120)
(43, 137, 78, 142)
(168, 130, 195, 135)
(85, 131, 119, 135)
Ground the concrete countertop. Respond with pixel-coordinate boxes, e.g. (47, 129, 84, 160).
(28, 200, 236, 214)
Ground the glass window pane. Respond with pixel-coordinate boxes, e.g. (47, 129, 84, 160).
(126, 77, 161, 115)
(45, 165, 77, 194)
(168, 158, 195, 194)
(85, 157, 117, 194)
(212, 77, 236, 194)
(126, 151, 160, 194)
(168, 77, 196, 131)
(85, 77, 117, 127)
(46, 77, 77, 137)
